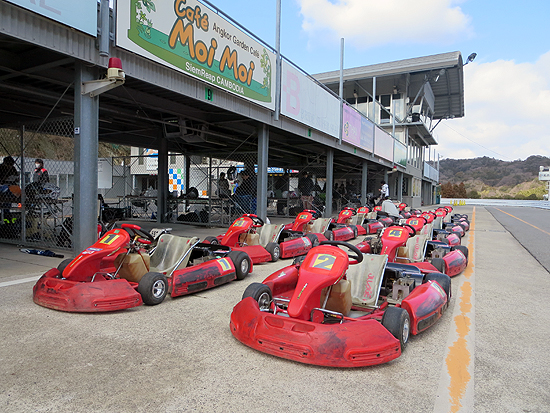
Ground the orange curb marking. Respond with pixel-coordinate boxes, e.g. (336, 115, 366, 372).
(445, 207, 475, 412)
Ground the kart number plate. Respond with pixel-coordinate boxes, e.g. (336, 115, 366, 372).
(99, 234, 120, 245)
(311, 254, 336, 271)
(387, 229, 403, 238)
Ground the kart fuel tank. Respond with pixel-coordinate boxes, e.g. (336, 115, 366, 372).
(115, 252, 150, 283)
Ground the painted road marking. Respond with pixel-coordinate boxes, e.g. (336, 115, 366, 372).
(494, 207, 550, 237)
(433, 208, 475, 413)
(0, 276, 41, 288)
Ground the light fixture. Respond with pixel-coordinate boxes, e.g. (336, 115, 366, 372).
(353, 89, 358, 99)
(434, 69, 446, 82)
(463, 53, 477, 66)
(81, 57, 126, 97)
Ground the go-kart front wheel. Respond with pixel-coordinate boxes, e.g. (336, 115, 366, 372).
(426, 272, 451, 300)
(242, 283, 272, 312)
(382, 307, 410, 350)
(228, 251, 251, 280)
(431, 258, 446, 274)
(57, 258, 73, 277)
(451, 245, 469, 261)
(138, 272, 168, 305)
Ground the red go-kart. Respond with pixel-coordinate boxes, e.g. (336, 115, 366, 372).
(356, 221, 468, 277)
(331, 206, 383, 237)
(205, 214, 317, 265)
(230, 240, 451, 367)
(33, 224, 251, 312)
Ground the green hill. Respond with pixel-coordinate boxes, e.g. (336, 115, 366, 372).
(439, 156, 550, 199)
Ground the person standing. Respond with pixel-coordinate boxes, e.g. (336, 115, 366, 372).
(274, 172, 289, 215)
(234, 170, 257, 214)
(0, 156, 17, 184)
(378, 180, 389, 205)
(298, 171, 314, 210)
(33, 159, 49, 184)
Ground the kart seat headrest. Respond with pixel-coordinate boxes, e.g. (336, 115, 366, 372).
(347, 253, 387, 307)
(150, 234, 199, 274)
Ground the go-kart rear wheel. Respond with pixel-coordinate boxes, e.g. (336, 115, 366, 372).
(242, 283, 272, 312)
(56, 258, 73, 277)
(265, 242, 281, 262)
(204, 236, 219, 245)
(351, 225, 358, 238)
(451, 245, 469, 261)
(323, 230, 334, 241)
(305, 233, 319, 247)
(426, 272, 451, 300)
(228, 251, 251, 280)
(382, 307, 410, 350)
(138, 272, 168, 306)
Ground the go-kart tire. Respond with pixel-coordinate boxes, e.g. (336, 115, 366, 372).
(228, 251, 251, 280)
(323, 230, 334, 241)
(265, 242, 281, 262)
(382, 307, 410, 350)
(242, 282, 272, 311)
(305, 233, 320, 247)
(431, 258, 446, 274)
(138, 272, 168, 306)
(204, 236, 219, 245)
(441, 237, 450, 245)
(351, 225, 358, 238)
(452, 230, 463, 238)
(451, 245, 469, 261)
(57, 258, 73, 277)
(426, 272, 451, 300)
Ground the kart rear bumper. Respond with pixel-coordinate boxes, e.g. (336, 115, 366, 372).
(33, 269, 142, 312)
(230, 297, 401, 367)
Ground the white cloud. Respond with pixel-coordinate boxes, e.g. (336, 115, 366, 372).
(297, 0, 472, 48)
(436, 51, 550, 160)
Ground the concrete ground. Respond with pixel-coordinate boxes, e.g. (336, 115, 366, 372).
(0, 207, 548, 412)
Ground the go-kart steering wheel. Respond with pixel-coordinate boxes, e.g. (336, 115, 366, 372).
(399, 223, 416, 237)
(343, 206, 357, 215)
(121, 223, 154, 244)
(244, 214, 264, 227)
(303, 209, 319, 219)
(319, 240, 363, 263)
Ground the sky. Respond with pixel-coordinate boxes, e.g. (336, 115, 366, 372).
(205, 0, 550, 161)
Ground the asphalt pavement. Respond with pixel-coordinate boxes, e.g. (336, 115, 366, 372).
(0, 207, 549, 413)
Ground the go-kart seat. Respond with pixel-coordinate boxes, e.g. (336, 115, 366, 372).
(149, 234, 200, 275)
(238, 232, 260, 246)
(420, 222, 434, 237)
(346, 253, 388, 308)
(309, 218, 332, 234)
(257, 224, 284, 246)
(396, 234, 429, 263)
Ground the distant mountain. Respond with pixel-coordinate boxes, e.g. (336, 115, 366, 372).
(439, 156, 550, 199)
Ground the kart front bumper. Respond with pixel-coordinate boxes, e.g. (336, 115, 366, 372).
(33, 269, 142, 312)
(230, 297, 401, 367)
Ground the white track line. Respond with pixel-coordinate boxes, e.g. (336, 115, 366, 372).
(0, 276, 41, 288)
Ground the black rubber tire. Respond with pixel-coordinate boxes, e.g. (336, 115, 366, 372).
(138, 272, 168, 306)
(323, 230, 334, 241)
(426, 272, 452, 300)
(382, 307, 410, 350)
(441, 237, 450, 245)
(228, 251, 251, 280)
(265, 242, 281, 262)
(431, 257, 446, 274)
(351, 225, 358, 238)
(57, 258, 73, 277)
(204, 236, 219, 245)
(451, 245, 469, 261)
(242, 282, 272, 311)
(305, 233, 319, 247)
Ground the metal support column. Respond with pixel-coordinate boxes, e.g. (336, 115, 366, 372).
(157, 132, 168, 222)
(325, 149, 334, 217)
(361, 160, 368, 205)
(257, 124, 269, 220)
(74, 62, 100, 253)
(398, 171, 403, 202)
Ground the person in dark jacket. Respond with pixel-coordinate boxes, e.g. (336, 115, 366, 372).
(33, 159, 49, 184)
(298, 171, 314, 210)
(234, 170, 257, 214)
(0, 156, 17, 184)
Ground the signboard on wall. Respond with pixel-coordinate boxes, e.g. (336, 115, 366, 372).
(281, 61, 340, 138)
(374, 126, 393, 161)
(360, 116, 374, 153)
(6, 0, 97, 36)
(116, 0, 275, 110)
(342, 104, 361, 146)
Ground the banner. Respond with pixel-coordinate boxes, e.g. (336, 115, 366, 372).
(117, 0, 275, 110)
(342, 104, 361, 146)
(281, 61, 340, 137)
(6, 0, 97, 36)
(360, 116, 374, 153)
(374, 126, 394, 162)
